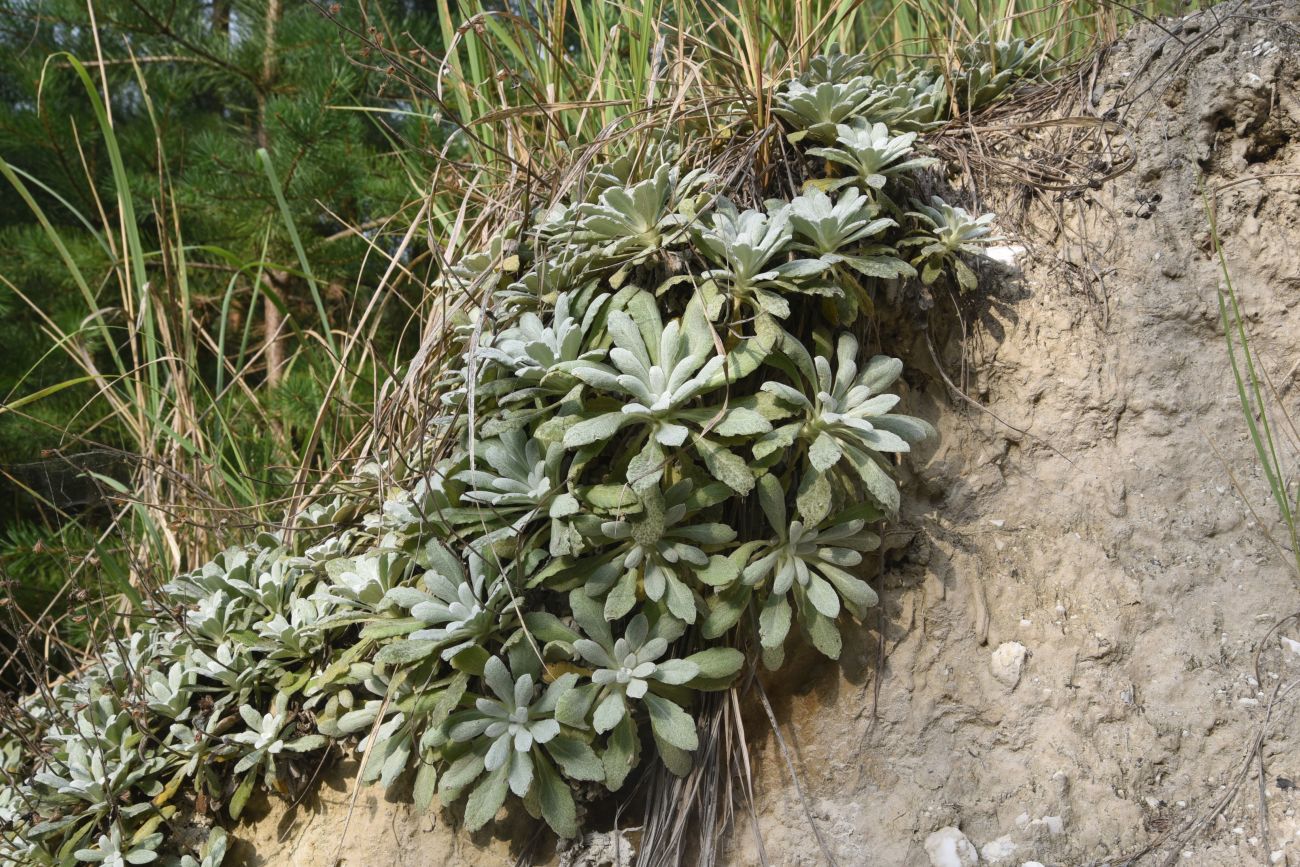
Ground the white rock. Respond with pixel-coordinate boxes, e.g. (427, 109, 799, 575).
(1022, 863, 1046, 867)
(1029, 815, 1065, 836)
(924, 827, 979, 867)
(985, 245, 1026, 266)
(981, 835, 1017, 863)
(991, 642, 1028, 688)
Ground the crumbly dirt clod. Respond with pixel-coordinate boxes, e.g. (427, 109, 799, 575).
(233, 3, 1300, 864)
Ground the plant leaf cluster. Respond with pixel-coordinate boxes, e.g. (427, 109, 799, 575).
(0, 37, 1040, 865)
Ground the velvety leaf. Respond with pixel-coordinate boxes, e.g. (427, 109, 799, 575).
(796, 469, 832, 525)
(228, 771, 256, 821)
(556, 682, 601, 729)
(773, 258, 831, 279)
(654, 738, 695, 778)
(522, 611, 579, 644)
(695, 437, 754, 495)
(842, 444, 900, 515)
(413, 760, 438, 812)
(463, 763, 510, 831)
(700, 331, 771, 388)
(808, 431, 843, 472)
(581, 484, 640, 510)
(593, 690, 627, 734)
(285, 735, 327, 752)
(651, 658, 699, 685)
(627, 437, 666, 493)
(549, 492, 581, 518)
(701, 584, 751, 639)
(602, 715, 639, 791)
(759, 381, 810, 408)
(872, 414, 937, 444)
(803, 610, 843, 659)
(379, 738, 412, 790)
(535, 755, 578, 838)
(663, 574, 698, 624)
(642, 692, 698, 751)
(753, 423, 801, 462)
(374, 639, 438, 666)
(804, 574, 841, 619)
(684, 647, 744, 681)
(545, 736, 604, 782)
(384, 587, 430, 609)
(759, 594, 792, 649)
(755, 473, 786, 532)
(818, 562, 879, 617)
(563, 412, 630, 448)
(684, 481, 734, 510)
(337, 708, 380, 735)
(449, 644, 491, 675)
(568, 590, 612, 645)
(604, 569, 638, 620)
(710, 406, 773, 437)
(696, 554, 740, 587)
(438, 752, 486, 800)
(673, 522, 737, 545)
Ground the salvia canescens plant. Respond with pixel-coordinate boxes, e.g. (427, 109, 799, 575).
(0, 37, 1041, 865)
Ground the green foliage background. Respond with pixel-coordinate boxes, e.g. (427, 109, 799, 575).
(0, 0, 442, 643)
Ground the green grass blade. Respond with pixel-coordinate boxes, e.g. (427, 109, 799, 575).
(257, 147, 340, 359)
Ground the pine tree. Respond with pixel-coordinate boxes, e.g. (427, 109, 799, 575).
(0, 0, 442, 620)
(0, 0, 440, 470)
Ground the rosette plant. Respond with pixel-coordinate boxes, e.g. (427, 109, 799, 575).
(757, 332, 935, 522)
(542, 592, 744, 786)
(799, 50, 870, 85)
(693, 201, 829, 321)
(954, 37, 1045, 112)
(74, 825, 161, 866)
(586, 479, 738, 623)
(787, 187, 914, 320)
(566, 300, 770, 495)
(454, 428, 581, 553)
(380, 546, 508, 665)
(807, 121, 937, 197)
(478, 290, 610, 405)
(226, 693, 326, 809)
(902, 195, 999, 288)
(573, 164, 712, 269)
(857, 69, 949, 131)
(773, 77, 876, 143)
(742, 475, 882, 666)
(439, 655, 599, 836)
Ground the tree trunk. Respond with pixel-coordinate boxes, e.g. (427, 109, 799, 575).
(257, 0, 284, 386)
(212, 0, 230, 37)
(262, 270, 288, 386)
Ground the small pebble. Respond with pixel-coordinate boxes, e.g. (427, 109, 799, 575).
(924, 827, 978, 867)
(980, 836, 1017, 864)
(991, 642, 1028, 688)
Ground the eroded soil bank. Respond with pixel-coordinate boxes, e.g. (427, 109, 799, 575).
(234, 3, 1300, 864)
